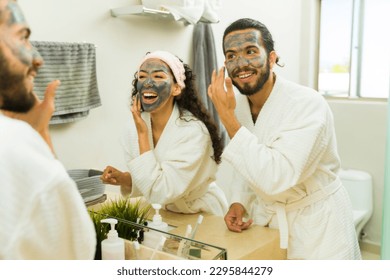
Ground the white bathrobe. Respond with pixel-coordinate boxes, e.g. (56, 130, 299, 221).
(0, 114, 96, 259)
(122, 104, 228, 216)
(222, 76, 361, 259)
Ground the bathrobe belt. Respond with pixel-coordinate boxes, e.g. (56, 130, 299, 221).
(165, 189, 208, 214)
(268, 177, 342, 249)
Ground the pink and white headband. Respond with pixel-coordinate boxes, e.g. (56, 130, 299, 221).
(138, 51, 186, 89)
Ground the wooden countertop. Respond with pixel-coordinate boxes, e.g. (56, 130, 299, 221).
(92, 192, 286, 260)
(162, 212, 286, 260)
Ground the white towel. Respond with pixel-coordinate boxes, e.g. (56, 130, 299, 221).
(31, 41, 101, 124)
(141, 0, 219, 24)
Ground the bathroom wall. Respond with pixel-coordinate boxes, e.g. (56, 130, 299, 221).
(18, 0, 386, 247)
(328, 99, 387, 247)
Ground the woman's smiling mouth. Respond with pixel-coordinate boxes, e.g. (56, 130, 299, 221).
(142, 92, 158, 104)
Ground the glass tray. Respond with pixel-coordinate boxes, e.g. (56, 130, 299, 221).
(91, 211, 227, 260)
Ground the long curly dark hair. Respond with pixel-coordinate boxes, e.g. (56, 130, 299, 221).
(131, 60, 223, 164)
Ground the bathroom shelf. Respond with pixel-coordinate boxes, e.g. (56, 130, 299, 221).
(111, 5, 171, 18)
(110, 5, 218, 25)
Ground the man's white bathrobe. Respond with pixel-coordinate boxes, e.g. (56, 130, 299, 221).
(0, 114, 96, 259)
(222, 76, 361, 259)
(122, 104, 228, 216)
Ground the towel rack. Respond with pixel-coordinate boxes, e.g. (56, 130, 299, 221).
(110, 5, 218, 25)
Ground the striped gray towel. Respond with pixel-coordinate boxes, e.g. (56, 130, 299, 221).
(193, 23, 228, 147)
(31, 41, 101, 124)
(67, 169, 105, 203)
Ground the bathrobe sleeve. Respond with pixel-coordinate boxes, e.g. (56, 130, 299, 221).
(126, 122, 211, 205)
(223, 92, 332, 201)
(1, 118, 96, 259)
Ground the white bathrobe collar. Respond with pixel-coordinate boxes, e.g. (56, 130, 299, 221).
(235, 75, 283, 131)
(142, 102, 181, 150)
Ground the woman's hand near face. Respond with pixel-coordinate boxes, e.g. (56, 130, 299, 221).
(131, 94, 147, 133)
(131, 93, 150, 154)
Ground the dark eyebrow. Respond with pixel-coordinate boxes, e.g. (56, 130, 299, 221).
(243, 44, 259, 51)
(139, 69, 169, 74)
(226, 44, 258, 54)
(224, 48, 237, 56)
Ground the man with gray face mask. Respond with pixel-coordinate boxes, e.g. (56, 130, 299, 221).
(208, 18, 360, 260)
(0, 0, 96, 259)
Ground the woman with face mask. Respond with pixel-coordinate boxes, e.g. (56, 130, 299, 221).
(101, 51, 228, 216)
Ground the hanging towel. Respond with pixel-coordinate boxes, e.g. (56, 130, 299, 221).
(31, 41, 101, 124)
(192, 23, 228, 146)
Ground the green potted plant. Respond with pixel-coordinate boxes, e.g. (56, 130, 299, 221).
(89, 197, 151, 260)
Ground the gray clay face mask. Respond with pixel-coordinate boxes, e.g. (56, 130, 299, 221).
(224, 30, 266, 78)
(224, 29, 270, 96)
(0, 2, 36, 112)
(4, 3, 34, 67)
(136, 59, 173, 112)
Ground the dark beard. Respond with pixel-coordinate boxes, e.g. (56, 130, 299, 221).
(231, 61, 271, 96)
(0, 52, 36, 112)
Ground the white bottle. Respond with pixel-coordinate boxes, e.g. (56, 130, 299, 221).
(143, 204, 169, 248)
(101, 218, 125, 260)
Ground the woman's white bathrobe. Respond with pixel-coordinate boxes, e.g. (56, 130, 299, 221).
(0, 114, 96, 259)
(122, 104, 227, 216)
(222, 76, 361, 259)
